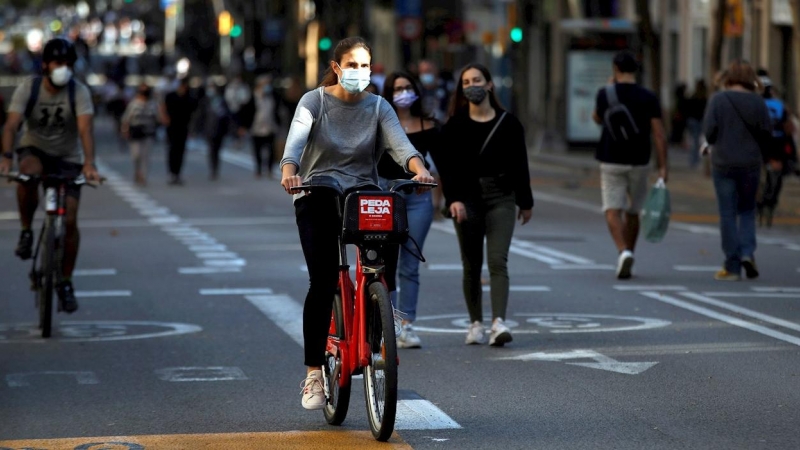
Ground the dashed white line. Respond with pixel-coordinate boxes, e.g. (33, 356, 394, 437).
(614, 285, 687, 291)
(74, 290, 132, 297)
(179, 267, 241, 274)
(200, 288, 274, 296)
(673, 265, 720, 272)
(73, 269, 118, 277)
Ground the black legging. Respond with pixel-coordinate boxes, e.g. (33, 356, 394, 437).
(295, 193, 341, 367)
(167, 127, 188, 177)
(252, 134, 276, 175)
(208, 134, 225, 177)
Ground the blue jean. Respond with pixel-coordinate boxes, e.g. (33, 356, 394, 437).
(386, 190, 434, 322)
(712, 166, 760, 273)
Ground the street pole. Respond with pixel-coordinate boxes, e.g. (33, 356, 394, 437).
(221, 35, 231, 70)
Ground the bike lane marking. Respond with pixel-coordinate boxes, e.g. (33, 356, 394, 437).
(73, 269, 117, 276)
(243, 294, 463, 431)
(412, 313, 671, 334)
(0, 430, 413, 450)
(97, 163, 246, 274)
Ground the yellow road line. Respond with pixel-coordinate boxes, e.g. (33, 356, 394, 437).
(0, 431, 413, 450)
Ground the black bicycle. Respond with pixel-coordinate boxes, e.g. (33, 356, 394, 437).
(3, 172, 101, 338)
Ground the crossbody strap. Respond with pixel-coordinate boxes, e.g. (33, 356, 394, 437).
(480, 111, 507, 155)
(722, 92, 763, 146)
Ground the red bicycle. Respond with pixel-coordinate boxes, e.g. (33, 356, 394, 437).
(291, 176, 435, 441)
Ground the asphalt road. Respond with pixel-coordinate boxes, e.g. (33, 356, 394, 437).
(2, 120, 800, 449)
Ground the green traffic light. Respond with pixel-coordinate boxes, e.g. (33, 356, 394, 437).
(319, 37, 332, 51)
(230, 24, 242, 38)
(510, 27, 523, 43)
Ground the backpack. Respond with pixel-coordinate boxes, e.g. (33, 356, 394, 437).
(24, 76, 76, 120)
(603, 85, 640, 142)
(764, 98, 786, 138)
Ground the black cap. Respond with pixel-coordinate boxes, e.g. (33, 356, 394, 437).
(42, 38, 77, 65)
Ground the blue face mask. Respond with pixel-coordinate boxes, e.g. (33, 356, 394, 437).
(420, 73, 436, 86)
(337, 63, 371, 94)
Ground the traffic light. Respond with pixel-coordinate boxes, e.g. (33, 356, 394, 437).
(230, 24, 242, 38)
(218, 11, 232, 36)
(510, 27, 523, 43)
(319, 37, 332, 51)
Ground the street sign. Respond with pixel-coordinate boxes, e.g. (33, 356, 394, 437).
(160, 0, 176, 10)
(398, 17, 423, 41)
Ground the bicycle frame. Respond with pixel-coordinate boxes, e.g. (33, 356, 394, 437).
(326, 230, 391, 384)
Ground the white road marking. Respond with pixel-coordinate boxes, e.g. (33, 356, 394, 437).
(6, 371, 99, 387)
(154, 367, 248, 382)
(188, 245, 228, 252)
(511, 240, 593, 264)
(426, 264, 487, 271)
(701, 292, 800, 299)
(640, 292, 800, 347)
(73, 269, 117, 277)
(413, 313, 670, 334)
(200, 288, 274, 296)
(245, 294, 304, 347)
(500, 349, 657, 375)
(395, 399, 463, 430)
(0, 321, 202, 343)
(74, 290, 131, 297)
(614, 285, 687, 291)
(673, 265, 720, 272)
(680, 292, 800, 334)
(178, 267, 242, 274)
(0, 211, 19, 220)
(751, 287, 800, 293)
(185, 217, 296, 226)
(482, 285, 551, 292)
(204, 259, 247, 267)
(195, 252, 240, 259)
(148, 216, 181, 225)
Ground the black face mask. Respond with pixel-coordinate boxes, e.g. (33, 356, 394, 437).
(463, 86, 488, 105)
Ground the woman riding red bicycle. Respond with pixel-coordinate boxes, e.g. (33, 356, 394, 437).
(279, 36, 433, 410)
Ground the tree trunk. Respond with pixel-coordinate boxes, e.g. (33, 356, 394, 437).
(710, 0, 727, 82)
(635, 0, 661, 99)
(790, 0, 800, 112)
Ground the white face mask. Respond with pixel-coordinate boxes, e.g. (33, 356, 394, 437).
(336, 63, 370, 94)
(49, 66, 72, 87)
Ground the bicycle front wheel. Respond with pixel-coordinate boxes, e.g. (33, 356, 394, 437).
(363, 281, 398, 441)
(323, 294, 351, 425)
(38, 219, 56, 338)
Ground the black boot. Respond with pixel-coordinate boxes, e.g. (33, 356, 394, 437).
(15, 229, 33, 260)
(56, 280, 79, 313)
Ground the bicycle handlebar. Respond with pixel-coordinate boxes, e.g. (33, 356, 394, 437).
(289, 178, 437, 194)
(1, 172, 105, 188)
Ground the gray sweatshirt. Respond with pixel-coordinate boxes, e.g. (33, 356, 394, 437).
(280, 88, 421, 197)
(703, 90, 771, 169)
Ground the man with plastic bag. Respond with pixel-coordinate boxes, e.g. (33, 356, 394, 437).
(592, 50, 669, 279)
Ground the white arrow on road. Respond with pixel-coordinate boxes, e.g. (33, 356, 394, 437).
(501, 349, 658, 375)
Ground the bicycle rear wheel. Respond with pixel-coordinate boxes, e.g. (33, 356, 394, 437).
(323, 294, 351, 425)
(38, 219, 56, 338)
(363, 281, 398, 441)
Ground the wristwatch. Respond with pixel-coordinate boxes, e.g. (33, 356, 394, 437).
(2, 152, 13, 159)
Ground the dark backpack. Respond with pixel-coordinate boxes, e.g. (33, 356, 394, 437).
(603, 85, 640, 141)
(24, 76, 77, 120)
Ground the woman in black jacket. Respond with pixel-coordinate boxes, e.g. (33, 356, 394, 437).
(433, 63, 533, 347)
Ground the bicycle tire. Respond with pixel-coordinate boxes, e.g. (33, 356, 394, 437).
(364, 281, 398, 441)
(39, 218, 55, 338)
(323, 294, 351, 425)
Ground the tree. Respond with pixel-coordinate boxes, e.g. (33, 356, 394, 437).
(635, 0, 661, 100)
(790, 0, 800, 112)
(710, 0, 727, 83)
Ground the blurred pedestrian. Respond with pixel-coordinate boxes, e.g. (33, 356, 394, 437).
(591, 50, 668, 279)
(161, 78, 197, 185)
(120, 83, 159, 185)
(669, 83, 688, 147)
(240, 74, 282, 178)
(703, 60, 772, 281)
(224, 74, 252, 149)
(433, 63, 534, 347)
(686, 79, 708, 169)
(378, 71, 440, 349)
(418, 60, 449, 122)
(756, 74, 796, 227)
(202, 83, 231, 181)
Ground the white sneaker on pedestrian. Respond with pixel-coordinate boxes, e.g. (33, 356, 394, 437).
(616, 250, 634, 279)
(465, 321, 486, 345)
(397, 323, 422, 348)
(489, 318, 513, 347)
(300, 370, 326, 410)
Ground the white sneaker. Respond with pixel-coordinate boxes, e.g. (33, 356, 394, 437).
(397, 323, 422, 348)
(300, 370, 326, 410)
(465, 321, 486, 345)
(489, 318, 513, 346)
(616, 250, 634, 279)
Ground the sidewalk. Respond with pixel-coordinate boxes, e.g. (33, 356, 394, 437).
(529, 144, 800, 230)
